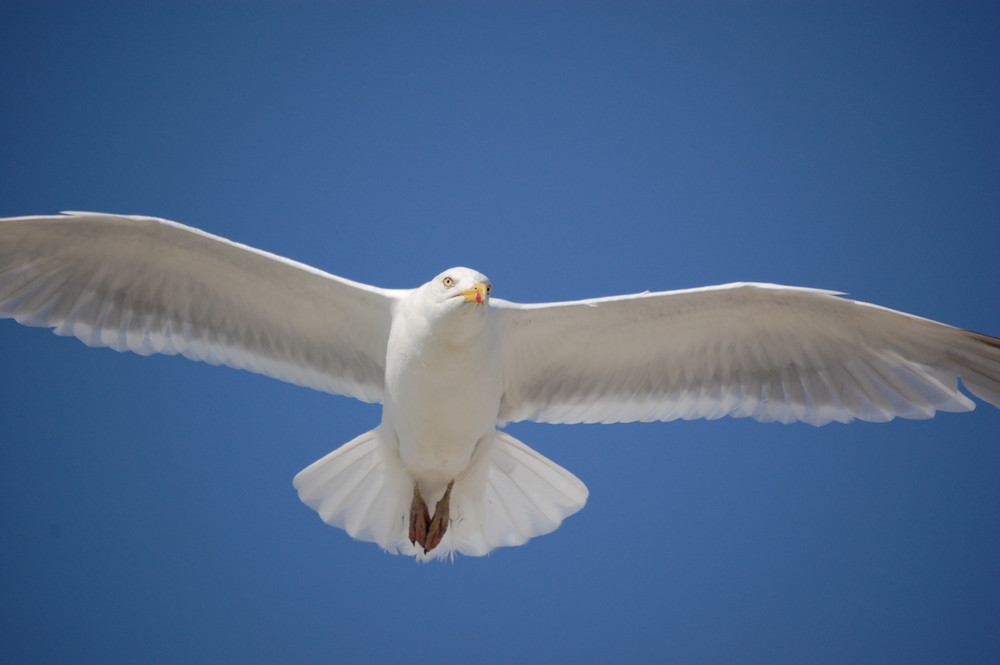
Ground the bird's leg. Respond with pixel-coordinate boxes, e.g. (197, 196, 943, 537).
(408, 485, 431, 548)
(423, 480, 455, 554)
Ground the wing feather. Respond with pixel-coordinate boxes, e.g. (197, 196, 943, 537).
(496, 283, 1000, 426)
(0, 212, 400, 402)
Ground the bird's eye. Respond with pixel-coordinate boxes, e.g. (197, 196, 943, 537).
(442, 276, 455, 288)
(485, 284, 492, 295)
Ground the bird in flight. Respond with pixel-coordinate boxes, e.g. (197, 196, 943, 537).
(2, 212, 998, 560)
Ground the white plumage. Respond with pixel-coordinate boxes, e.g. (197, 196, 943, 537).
(2, 212, 998, 560)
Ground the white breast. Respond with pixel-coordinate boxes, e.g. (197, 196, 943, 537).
(382, 292, 504, 490)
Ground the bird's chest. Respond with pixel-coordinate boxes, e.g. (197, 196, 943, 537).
(383, 315, 502, 479)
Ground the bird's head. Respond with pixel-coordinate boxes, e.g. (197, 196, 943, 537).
(410, 267, 494, 340)
(431, 267, 493, 307)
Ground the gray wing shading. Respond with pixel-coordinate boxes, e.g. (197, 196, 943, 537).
(0, 212, 402, 403)
(495, 283, 1000, 426)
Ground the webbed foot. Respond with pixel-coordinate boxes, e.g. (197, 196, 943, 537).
(423, 480, 455, 553)
(408, 486, 431, 548)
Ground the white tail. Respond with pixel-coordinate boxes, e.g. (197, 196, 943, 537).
(293, 428, 588, 560)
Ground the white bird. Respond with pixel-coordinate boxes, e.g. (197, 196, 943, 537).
(2, 212, 998, 560)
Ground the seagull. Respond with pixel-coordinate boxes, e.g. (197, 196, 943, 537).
(2, 212, 998, 560)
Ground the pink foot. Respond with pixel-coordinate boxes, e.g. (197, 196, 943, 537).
(423, 481, 455, 554)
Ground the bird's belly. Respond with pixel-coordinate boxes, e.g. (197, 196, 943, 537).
(393, 399, 486, 481)
(384, 350, 502, 487)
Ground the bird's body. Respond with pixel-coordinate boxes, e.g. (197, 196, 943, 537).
(381, 273, 506, 552)
(2, 212, 998, 560)
(385, 274, 501, 490)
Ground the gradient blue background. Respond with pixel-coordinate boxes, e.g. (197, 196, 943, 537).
(2, 3, 998, 663)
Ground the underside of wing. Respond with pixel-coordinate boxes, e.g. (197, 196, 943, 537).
(495, 283, 1000, 426)
(0, 212, 402, 403)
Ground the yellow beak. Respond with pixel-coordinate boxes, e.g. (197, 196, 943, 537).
(460, 282, 489, 304)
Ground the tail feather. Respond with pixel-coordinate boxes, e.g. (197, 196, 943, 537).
(293, 428, 588, 560)
(293, 427, 412, 549)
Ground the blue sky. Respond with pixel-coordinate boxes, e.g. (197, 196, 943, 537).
(2, 2, 999, 663)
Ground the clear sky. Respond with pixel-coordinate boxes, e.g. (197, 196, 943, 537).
(2, 2, 999, 664)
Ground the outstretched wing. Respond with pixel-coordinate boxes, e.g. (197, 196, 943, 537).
(495, 283, 1000, 426)
(0, 212, 402, 403)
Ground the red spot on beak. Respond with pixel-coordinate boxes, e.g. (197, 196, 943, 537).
(476, 292, 483, 303)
